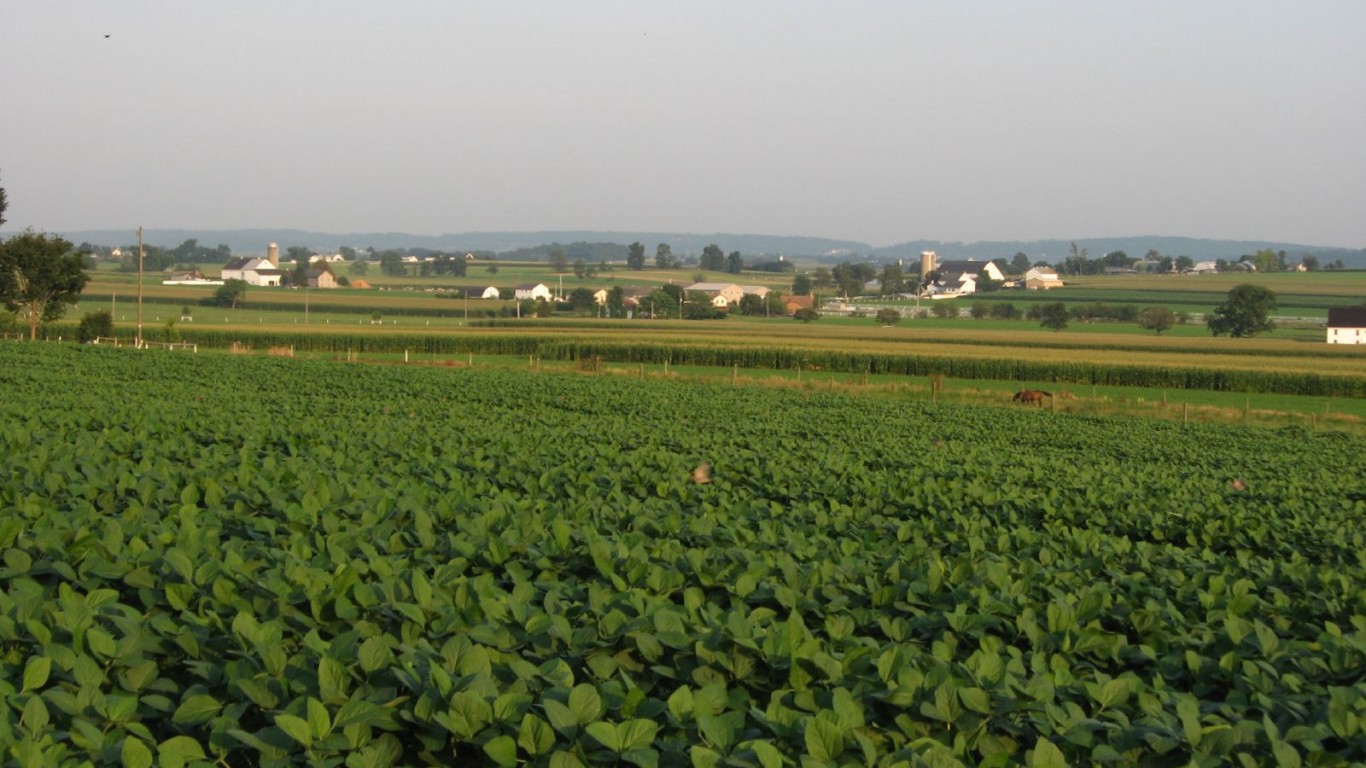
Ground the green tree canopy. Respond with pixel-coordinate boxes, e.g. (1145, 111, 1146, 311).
(654, 243, 674, 269)
(379, 251, 406, 277)
(1207, 284, 1276, 337)
(1138, 306, 1175, 335)
(1039, 302, 1069, 331)
(212, 279, 248, 309)
(626, 242, 646, 270)
(792, 273, 812, 296)
(77, 309, 114, 343)
(699, 244, 725, 272)
(567, 287, 597, 314)
(0, 229, 89, 339)
(879, 264, 905, 295)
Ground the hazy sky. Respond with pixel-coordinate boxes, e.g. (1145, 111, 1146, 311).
(3, 1, 1364, 248)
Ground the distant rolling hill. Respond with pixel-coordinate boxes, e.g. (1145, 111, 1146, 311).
(11, 227, 1364, 267)
(870, 237, 1365, 267)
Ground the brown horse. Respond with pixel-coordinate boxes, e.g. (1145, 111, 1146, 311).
(1012, 389, 1052, 406)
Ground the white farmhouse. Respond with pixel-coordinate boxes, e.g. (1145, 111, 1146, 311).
(1327, 307, 1366, 344)
(220, 257, 283, 287)
(513, 283, 553, 301)
(685, 282, 745, 307)
(930, 260, 1006, 296)
(1024, 267, 1064, 290)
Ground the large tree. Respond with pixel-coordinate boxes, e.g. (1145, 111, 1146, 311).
(0, 171, 8, 228)
(879, 264, 905, 295)
(212, 279, 248, 309)
(1207, 284, 1276, 337)
(379, 251, 406, 277)
(699, 244, 725, 272)
(0, 230, 89, 340)
(1038, 302, 1069, 331)
(655, 243, 674, 269)
(1138, 306, 1175, 335)
(567, 287, 597, 315)
(626, 242, 646, 270)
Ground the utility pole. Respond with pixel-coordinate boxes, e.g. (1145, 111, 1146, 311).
(136, 227, 144, 348)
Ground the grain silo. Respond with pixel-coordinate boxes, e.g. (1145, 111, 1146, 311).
(920, 250, 937, 279)
(267, 242, 279, 267)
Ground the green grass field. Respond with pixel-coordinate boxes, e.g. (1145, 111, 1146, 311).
(51, 264, 1365, 417)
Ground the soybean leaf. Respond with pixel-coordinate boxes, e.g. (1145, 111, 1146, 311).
(121, 737, 154, 768)
(586, 721, 621, 752)
(519, 713, 555, 756)
(156, 735, 207, 768)
(1028, 738, 1067, 768)
(804, 716, 844, 761)
(483, 735, 518, 768)
(275, 714, 314, 747)
(568, 684, 603, 725)
(959, 687, 992, 715)
(172, 695, 221, 727)
(22, 656, 50, 693)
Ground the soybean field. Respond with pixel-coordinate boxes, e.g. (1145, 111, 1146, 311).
(0, 343, 1363, 767)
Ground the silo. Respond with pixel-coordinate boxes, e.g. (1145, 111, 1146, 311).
(920, 250, 937, 279)
(267, 243, 279, 267)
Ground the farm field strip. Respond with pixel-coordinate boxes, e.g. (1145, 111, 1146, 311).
(1, 343, 1363, 766)
(118, 316, 1366, 363)
(47, 315, 1366, 390)
(1061, 272, 1366, 297)
(328, 350, 1366, 429)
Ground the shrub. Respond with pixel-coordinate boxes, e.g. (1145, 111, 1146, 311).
(77, 310, 114, 342)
